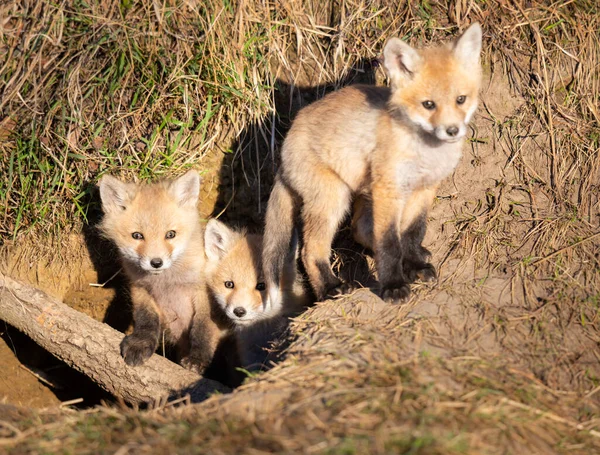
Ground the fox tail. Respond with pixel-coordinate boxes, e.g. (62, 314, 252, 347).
(263, 175, 298, 310)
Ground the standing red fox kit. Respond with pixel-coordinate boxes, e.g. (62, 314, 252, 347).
(99, 171, 218, 371)
(264, 23, 482, 304)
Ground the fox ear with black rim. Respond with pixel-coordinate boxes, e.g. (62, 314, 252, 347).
(453, 22, 482, 69)
(98, 175, 137, 214)
(382, 37, 422, 89)
(204, 219, 235, 262)
(170, 170, 201, 208)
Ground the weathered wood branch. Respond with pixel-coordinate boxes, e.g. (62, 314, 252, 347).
(0, 273, 229, 404)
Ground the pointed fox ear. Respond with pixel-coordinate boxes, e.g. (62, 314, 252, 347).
(204, 219, 235, 262)
(169, 170, 201, 208)
(453, 22, 482, 69)
(383, 37, 422, 88)
(99, 175, 136, 214)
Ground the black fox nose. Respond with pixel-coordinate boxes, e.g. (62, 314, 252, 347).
(150, 258, 163, 269)
(446, 126, 459, 137)
(233, 307, 246, 318)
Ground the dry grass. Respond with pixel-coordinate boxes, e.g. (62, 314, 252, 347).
(1, 0, 600, 453)
(2, 293, 600, 454)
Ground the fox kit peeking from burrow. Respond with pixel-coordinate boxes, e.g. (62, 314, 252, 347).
(263, 23, 482, 304)
(204, 219, 308, 370)
(99, 170, 219, 371)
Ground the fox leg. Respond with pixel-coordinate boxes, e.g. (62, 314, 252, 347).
(300, 174, 353, 301)
(263, 176, 300, 310)
(182, 317, 222, 375)
(372, 181, 410, 303)
(352, 194, 432, 273)
(121, 286, 161, 366)
(351, 195, 374, 250)
(181, 289, 222, 374)
(400, 186, 437, 283)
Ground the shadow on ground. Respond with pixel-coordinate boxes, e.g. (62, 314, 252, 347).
(1, 323, 112, 407)
(211, 57, 382, 295)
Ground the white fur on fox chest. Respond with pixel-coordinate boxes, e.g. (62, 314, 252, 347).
(139, 269, 200, 343)
(395, 139, 463, 192)
(155, 284, 196, 342)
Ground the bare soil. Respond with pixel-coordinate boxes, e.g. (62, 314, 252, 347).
(0, 337, 60, 408)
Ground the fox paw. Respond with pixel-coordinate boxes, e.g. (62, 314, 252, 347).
(419, 246, 432, 262)
(324, 281, 359, 300)
(380, 283, 411, 304)
(416, 264, 437, 283)
(120, 334, 157, 366)
(180, 355, 210, 375)
(404, 262, 437, 283)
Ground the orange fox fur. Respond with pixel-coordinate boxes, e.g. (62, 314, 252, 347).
(263, 23, 482, 304)
(204, 219, 308, 369)
(98, 171, 228, 373)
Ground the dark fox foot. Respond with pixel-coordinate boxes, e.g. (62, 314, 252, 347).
(120, 334, 158, 366)
(323, 280, 359, 300)
(419, 246, 432, 262)
(416, 263, 437, 282)
(404, 261, 437, 284)
(180, 355, 211, 375)
(380, 282, 411, 304)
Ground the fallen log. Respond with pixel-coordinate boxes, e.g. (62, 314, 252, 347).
(0, 273, 229, 404)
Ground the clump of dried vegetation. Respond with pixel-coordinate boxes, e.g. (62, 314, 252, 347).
(1, 0, 599, 453)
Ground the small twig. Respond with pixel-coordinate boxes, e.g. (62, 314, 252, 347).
(60, 398, 84, 407)
(0, 420, 22, 441)
(18, 364, 63, 390)
(89, 268, 122, 287)
(500, 398, 600, 438)
(585, 385, 600, 399)
(531, 231, 600, 266)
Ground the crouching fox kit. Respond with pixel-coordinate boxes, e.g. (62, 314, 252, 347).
(99, 171, 226, 372)
(263, 23, 482, 304)
(204, 219, 308, 370)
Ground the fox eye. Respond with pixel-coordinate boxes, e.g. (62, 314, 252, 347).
(456, 95, 466, 105)
(132, 232, 144, 240)
(165, 230, 176, 239)
(256, 282, 266, 291)
(224, 281, 234, 289)
(422, 100, 436, 110)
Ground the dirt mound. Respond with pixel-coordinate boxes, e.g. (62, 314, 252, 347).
(2, 290, 599, 453)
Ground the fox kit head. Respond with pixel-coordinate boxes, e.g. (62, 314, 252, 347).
(383, 23, 482, 143)
(204, 219, 268, 325)
(99, 170, 201, 275)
